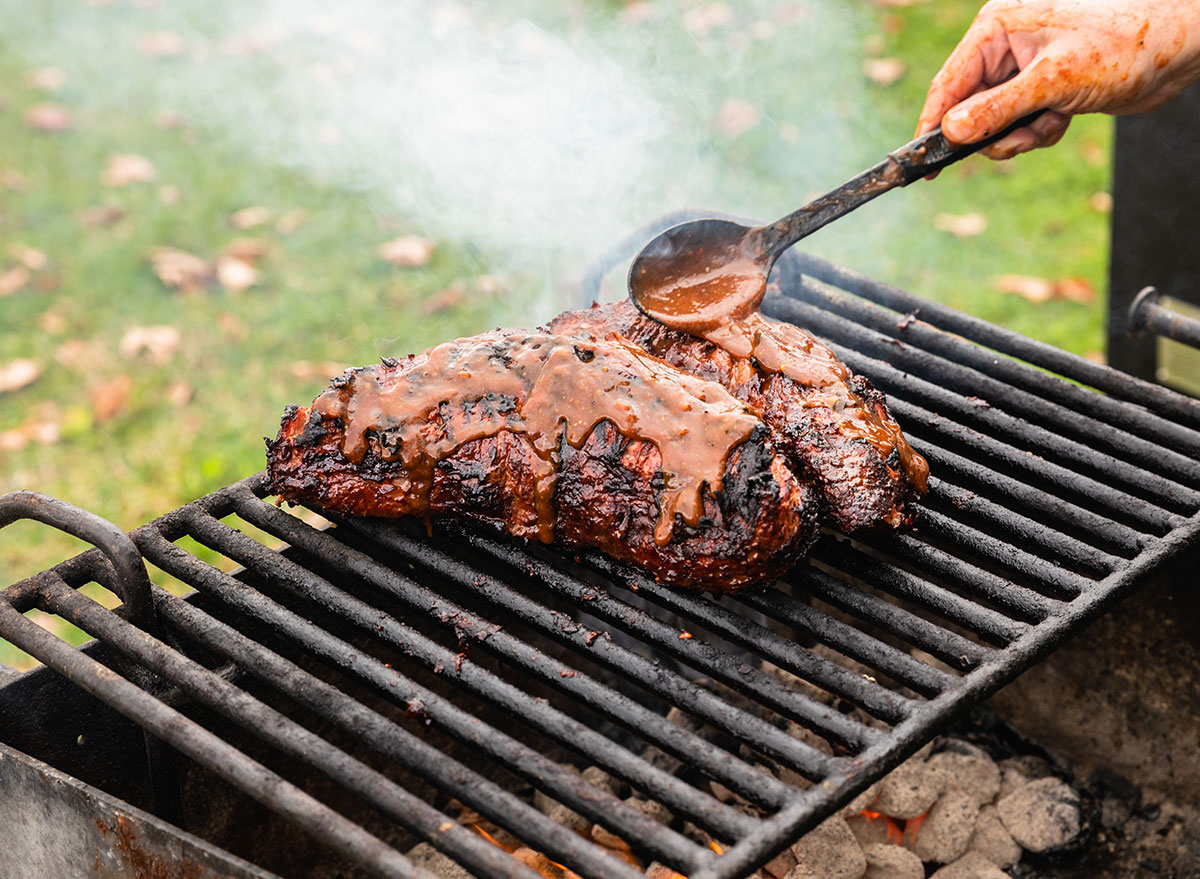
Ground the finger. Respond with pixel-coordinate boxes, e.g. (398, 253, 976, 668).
(941, 58, 1063, 143)
(916, 15, 1015, 136)
(978, 111, 1071, 159)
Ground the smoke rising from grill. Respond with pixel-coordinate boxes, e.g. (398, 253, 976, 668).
(3, 0, 896, 313)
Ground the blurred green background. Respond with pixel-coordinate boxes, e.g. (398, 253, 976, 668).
(0, 0, 1112, 668)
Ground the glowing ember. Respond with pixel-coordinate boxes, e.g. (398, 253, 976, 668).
(859, 809, 907, 845)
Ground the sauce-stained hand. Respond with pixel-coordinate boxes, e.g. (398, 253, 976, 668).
(916, 0, 1200, 159)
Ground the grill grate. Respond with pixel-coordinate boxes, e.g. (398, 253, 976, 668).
(5, 246, 1200, 879)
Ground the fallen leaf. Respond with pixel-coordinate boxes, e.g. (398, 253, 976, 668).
(166, 380, 194, 406)
(275, 209, 308, 235)
(222, 237, 269, 263)
(0, 266, 31, 298)
(713, 98, 760, 137)
(230, 205, 272, 229)
(0, 359, 40, 394)
(216, 255, 259, 292)
(9, 244, 47, 271)
(158, 184, 181, 205)
(1081, 141, 1106, 167)
(25, 102, 73, 132)
(1089, 191, 1113, 213)
(0, 405, 61, 452)
(37, 310, 67, 334)
(90, 375, 133, 423)
(1084, 351, 1107, 365)
(80, 205, 126, 226)
(103, 153, 157, 187)
(994, 274, 1095, 304)
(1, 169, 29, 191)
(217, 312, 248, 340)
(25, 67, 66, 91)
(140, 31, 187, 57)
(933, 212, 987, 237)
(379, 235, 435, 267)
(54, 340, 101, 372)
(119, 325, 182, 364)
(863, 34, 886, 57)
(290, 360, 348, 382)
(148, 247, 214, 292)
(864, 57, 906, 86)
(874, 0, 930, 6)
(420, 282, 465, 315)
(682, 3, 734, 37)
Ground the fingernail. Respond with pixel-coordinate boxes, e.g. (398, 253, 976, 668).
(945, 107, 969, 127)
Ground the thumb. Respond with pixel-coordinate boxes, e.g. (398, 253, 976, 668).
(941, 66, 1052, 143)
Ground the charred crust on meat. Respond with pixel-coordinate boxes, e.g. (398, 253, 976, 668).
(294, 410, 329, 447)
(573, 344, 595, 363)
(380, 356, 399, 368)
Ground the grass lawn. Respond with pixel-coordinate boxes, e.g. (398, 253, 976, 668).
(0, 0, 1113, 669)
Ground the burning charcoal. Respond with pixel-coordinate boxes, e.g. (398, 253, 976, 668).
(845, 812, 893, 849)
(513, 846, 582, 878)
(581, 765, 624, 798)
(861, 842, 923, 879)
(928, 851, 1010, 879)
(407, 842, 480, 879)
(534, 788, 591, 834)
(996, 776, 1082, 853)
(839, 781, 882, 819)
(925, 751, 1001, 807)
(871, 755, 946, 819)
(787, 816, 867, 879)
(626, 795, 673, 828)
(966, 805, 1021, 869)
(909, 790, 979, 864)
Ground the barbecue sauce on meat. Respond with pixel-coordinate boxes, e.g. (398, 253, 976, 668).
(311, 332, 759, 545)
(634, 267, 929, 493)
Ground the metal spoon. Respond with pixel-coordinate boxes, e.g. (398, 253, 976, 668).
(628, 114, 1040, 331)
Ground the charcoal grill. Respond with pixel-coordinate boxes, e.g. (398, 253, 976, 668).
(4, 237, 1200, 879)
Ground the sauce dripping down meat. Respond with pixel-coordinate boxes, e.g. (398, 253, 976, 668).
(633, 256, 928, 493)
(311, 332, 759, 545)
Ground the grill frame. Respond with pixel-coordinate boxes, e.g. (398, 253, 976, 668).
(5, 246, 1200, 879)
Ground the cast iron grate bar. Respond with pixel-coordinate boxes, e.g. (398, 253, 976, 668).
(7, 245, 1200, 879)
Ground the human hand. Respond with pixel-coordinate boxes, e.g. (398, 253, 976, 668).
(916, 0, 1200, 159)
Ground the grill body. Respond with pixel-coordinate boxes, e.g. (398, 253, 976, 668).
(4, 250, 1200, 879)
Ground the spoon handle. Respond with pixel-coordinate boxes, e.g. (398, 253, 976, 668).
(753, 111, 1044, 259)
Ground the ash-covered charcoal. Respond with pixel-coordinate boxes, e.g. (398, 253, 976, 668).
(996, 776, 1085, 854)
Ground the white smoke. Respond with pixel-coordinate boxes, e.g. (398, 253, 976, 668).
(4, 0, 889, 308)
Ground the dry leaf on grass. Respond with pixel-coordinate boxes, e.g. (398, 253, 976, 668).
(379, 235, 435, 267)
(1, 169, 29, 191)
(166, 380, 194, 407)
(994, 274, 1095, 304)
(217, 312, 248, 340)
(864, 58, 906, 86)
(223, 237, 269, 262)
(230, 206, 272, 229)
(0, 404, 61, 452)
(420, 283, 465, 315)
(37, 311, 67, 334)
(216, 256, 259, 292)
(25, 103, 73, 132)
(140, 31, 187, 57)
(0, 266, 31, 298)
(25, 67, 66, 91)
(874, 0, 929, 6)
(1090, 191, 1113, 213)
(714, 98, 760, 137)
(103, 154, 157, 187)
(148, 247, 214, 292)
(10, 244, 47, 271)
(933, 212, 987, 237)
(91, 375, 133, 423)
(80, 205, 126, 226)
(0, 359, 40, 394)
(119, 325, 182, 364)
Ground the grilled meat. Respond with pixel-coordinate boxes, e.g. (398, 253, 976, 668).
(548, 300, 926, 533)
(266, 331, 820, 591)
